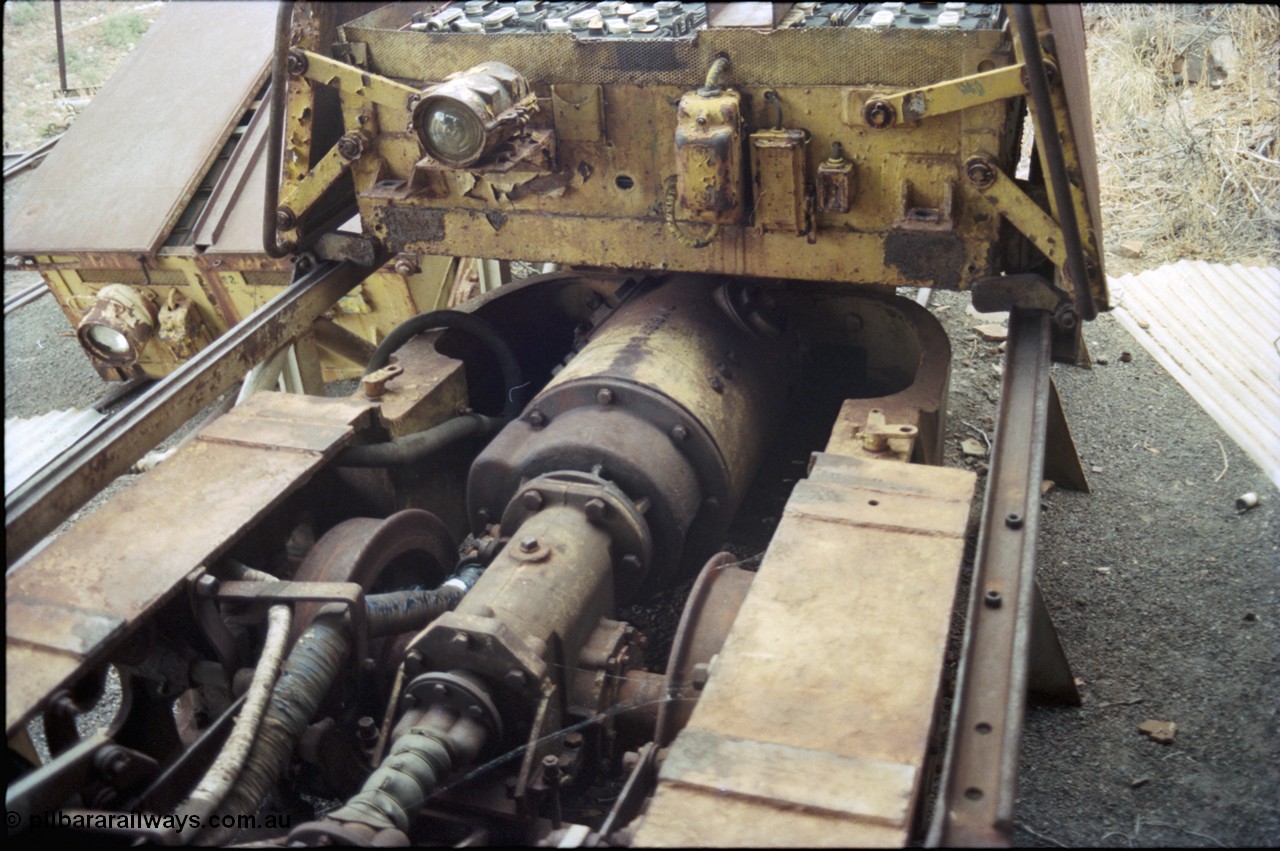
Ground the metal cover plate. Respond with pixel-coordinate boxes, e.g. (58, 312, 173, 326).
(5, 390, 370, 736)
(634, 452, 975, 846)
(3, 1, 278, 255)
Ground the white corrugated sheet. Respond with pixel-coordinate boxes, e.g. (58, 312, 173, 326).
(1109, 260, 1280, 488)
(4, 408, 105, 500)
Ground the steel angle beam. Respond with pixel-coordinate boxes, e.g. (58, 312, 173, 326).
(5, 259, 375, 568)
(927, 308, 1080, 847)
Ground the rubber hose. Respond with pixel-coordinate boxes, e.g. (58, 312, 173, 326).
(364, 565, 485, 637)
(364, 310, 526, 420)
(174, 604, 291, 843)
(197, 614, 351, 846)
(333, 413, 503, 468)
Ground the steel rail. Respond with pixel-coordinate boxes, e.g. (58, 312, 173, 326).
(927, 307, 1076, 846)
(2, 133, 62, 180)
(3, 282, 48, 316)
(5, 259, 373, 568)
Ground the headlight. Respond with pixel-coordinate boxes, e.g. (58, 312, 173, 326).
(424, 100, 486, 163)
(411, 62, 533, 168)
(76, 283, 158, 367)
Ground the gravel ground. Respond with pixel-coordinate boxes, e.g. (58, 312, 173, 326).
(927, 288, 1280, 848)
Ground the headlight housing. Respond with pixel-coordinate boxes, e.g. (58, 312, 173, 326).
(411, 62, 533, 168)
(76, 284, 158, 367)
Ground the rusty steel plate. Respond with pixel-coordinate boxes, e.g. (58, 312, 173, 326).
(4, 1, 278, 255)
(635, 452, 975, 846)
(5, 390, 372, 737)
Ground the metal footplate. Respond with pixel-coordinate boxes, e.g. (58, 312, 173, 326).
(632, 452, 976, 846)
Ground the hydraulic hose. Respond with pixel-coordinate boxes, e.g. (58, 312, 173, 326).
(198, 613, 349, 845)
(197, 567, 483, 845)
(174, 605, 291, 843)
(364, 310, 526, 420)
(364, 565, 485, 637)
(334, 413, 504, 468)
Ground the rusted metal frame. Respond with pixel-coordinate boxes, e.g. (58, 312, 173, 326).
(299, 50, 419, 109)
(971, 168, 1067, 269)
(278, 143, 357, 224)
(926, 308, 1078, 847)
(4, 259, 379, 568)
(880, 64, 1028, 124)
(1010, 4, 1097, 321)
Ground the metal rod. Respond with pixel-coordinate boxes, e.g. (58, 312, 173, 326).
(54, 1, 68, 94)
(2, 132, 62, 180)
(5, 260, 373, 568)
(1012, 5, 1096, 321)
(263, 2, 295, 258)
(926, 308, 1063, 847)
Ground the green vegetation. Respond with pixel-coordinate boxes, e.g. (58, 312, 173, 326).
(101, 11, 147, 49)
(8, 1, 46, 28)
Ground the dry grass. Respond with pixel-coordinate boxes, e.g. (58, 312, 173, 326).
(1084, 4, 1280, 272)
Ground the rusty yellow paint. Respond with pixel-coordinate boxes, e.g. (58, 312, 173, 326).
(750, 128, 810, 235)
(877, 63, 1028, 125)
(278, 142, 355, 221)
(31, 251, 456, 382)
(976, 167, 1068, 269)
(299, 50, 418, 110)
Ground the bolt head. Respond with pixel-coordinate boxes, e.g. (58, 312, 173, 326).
(585, 497, 610, 523)
(596, 387, 614, 405)
(965, 158, 997, 189)
(864, 100, 895, 129)
(505, 669, 527, 688)
(670, 424, 689, 441)
(451, 630, 472, 649)
(522, 490, 545, 511)
(528, 409, 546, 428)
(519, 536, 539, 553)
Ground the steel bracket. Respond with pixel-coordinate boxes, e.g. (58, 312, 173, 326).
(206, 577, 369, 671)
(971, 273, 1086, 364)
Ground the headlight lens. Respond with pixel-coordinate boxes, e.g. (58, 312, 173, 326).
(410, 62, 531, 168)
(84, 324, 131, 356)
(424, 100, 486, 164)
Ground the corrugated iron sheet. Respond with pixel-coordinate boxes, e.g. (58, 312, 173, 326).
(5, 409, 106, 500)
(1110, 261, 1280, 488)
